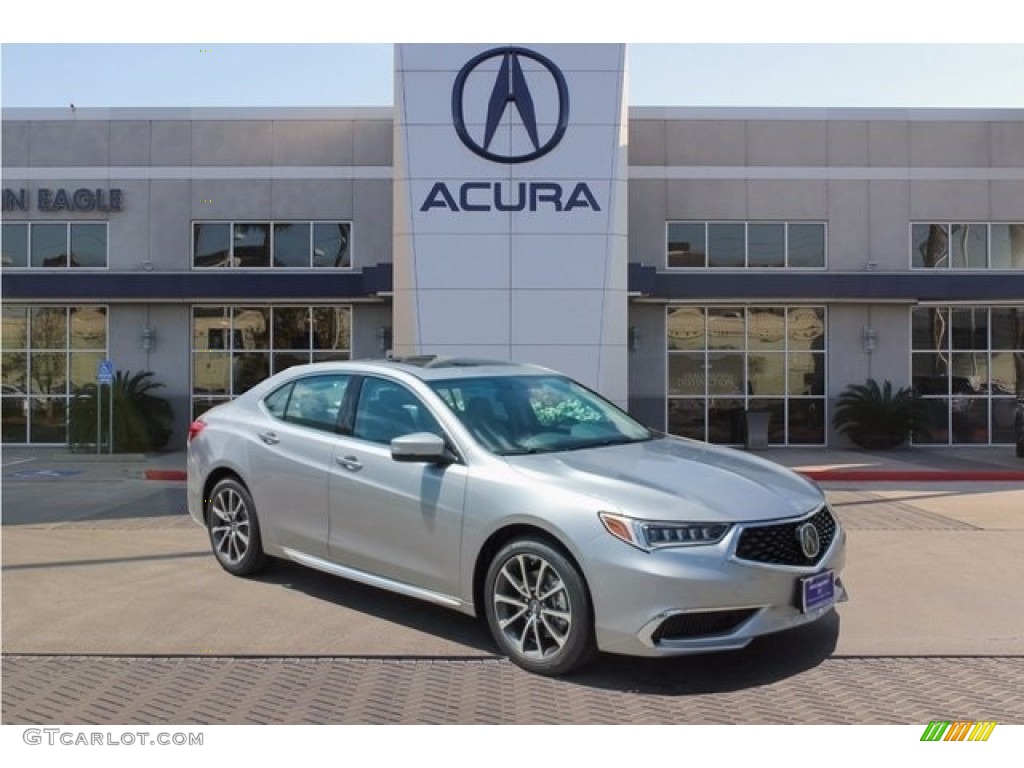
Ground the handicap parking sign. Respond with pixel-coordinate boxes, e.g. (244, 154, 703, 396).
(97, 359, 114, 384)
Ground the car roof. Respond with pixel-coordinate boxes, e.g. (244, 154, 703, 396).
(282, 356, 557, 383)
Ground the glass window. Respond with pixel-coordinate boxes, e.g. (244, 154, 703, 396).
(666, 305, 827, 446)
(667, 223, 706, 268)
(668, 221, 825, 269)
(313, 223, 351, 268)
(911, 305, 1024, 446)
(283, 375, 350, 432)
(191, 305, 352, 419)
(233, 223, 270, 267)
(2, 223, 28, 267)
(748, 223, 785, 267)
(708, 223, 745, 268)
(354, 378, 436, 445)
(31, 223, 68, 267)
(990, 224, 1024, 269)
(273, 222, 311, 267)
(70, 223, 107, 267)
(912, 223, 1024, 269)
(194, 223, 231, 267)
(264, 384, 293, 419)
(788, 224, 825, 268)
(1, 304, 107, 445)
(951, 224, 987, 269)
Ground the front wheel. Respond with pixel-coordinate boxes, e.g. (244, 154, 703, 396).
(206, 477, 268, 577)
(484, 538, 596, 676)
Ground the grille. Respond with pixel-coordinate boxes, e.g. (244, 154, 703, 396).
(651, 608, 759, 643)
(735, 506, 837, 567)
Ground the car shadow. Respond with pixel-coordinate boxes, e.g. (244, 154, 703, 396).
(255, 558, 840, 694)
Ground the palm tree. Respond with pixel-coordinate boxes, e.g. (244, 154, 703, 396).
(832, 379, 918, 450)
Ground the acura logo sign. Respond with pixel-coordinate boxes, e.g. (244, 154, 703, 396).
(452, 46, 569, 164)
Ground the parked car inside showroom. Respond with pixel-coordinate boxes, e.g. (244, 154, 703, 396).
(187, 357, 847, 676)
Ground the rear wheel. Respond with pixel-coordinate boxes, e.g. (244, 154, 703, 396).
(484, 538, 596, 676)
(206, 477, 268, 576)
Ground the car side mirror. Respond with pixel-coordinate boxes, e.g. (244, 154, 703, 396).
(390, 432, 452, 464)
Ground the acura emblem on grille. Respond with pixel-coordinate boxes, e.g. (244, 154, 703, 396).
(796, 522, 821, 559)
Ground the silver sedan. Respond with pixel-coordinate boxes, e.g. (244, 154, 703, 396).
(187, 357, 847, 676)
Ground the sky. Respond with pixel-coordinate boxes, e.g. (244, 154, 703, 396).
(2, 1, 1023, 110)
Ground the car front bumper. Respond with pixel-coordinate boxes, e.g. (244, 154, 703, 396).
(584, 508, 847, 657)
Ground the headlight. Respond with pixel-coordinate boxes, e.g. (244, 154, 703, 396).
(599, 512, 730, 552)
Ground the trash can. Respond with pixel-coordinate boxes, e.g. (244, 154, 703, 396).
(744, 410, 770, 450)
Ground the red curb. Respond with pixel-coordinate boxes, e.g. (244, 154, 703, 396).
(799, 469, 1024, 482)
(144, 469, 187, 481)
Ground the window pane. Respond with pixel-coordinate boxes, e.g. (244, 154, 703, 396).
(912, 223, 948, 268)
(2, 396, 27, 442)
(789, 353, 825, 395)
(915, 398, 950, 443)
(707, 223, 745, 267)
(708, 398, 745, 443)
(233, 223, 270, 267)
(2, 352, 27, 389)
(952, 399, 988, 444)
(666, 307, 704, 350)
(70, 223, 106, 267)
(193, 352, 230, 395)
(193, 223, 231, 267)
(274, 308, 310, 349)
(233, 352, 270, 393)
(748, 223, 785, 267)
(706, 308, 744, 350)
(913, 353, 949, 395)
(193, 307, 230, 349)
(2, 305, 28, 349)
(667, 223, 706, 268)
(668, 353, 705, 396)
(950, 308, 988, 350)
(312, 307, 351, 351)
(193, 398, 229, 420)
(668, 398, 704, 440)
(748, 399, 785, 444)
(951, 224, 987, 269)
(31, 308, 67, 349)
(988, 224, 1024, 269)
(2, 223, 28, 267)
(788, 307, 825, 349)
(990, 351, 1019, 397)
(912, 307, 948, 350)
(707, 353, 744, 395)
(313, 223, 350, 268)
(950, 353, 989, 393)
(312, 351, 350, 363)
(990, 308, 1024, 350)
(70, 352, 104, 389)
(788, 224, 825, 267)
(30, 397, 66, 443)
(748, 352, 785, 396)
(31, 223, 67, 267)
(30, 352, 66, 396)
(747, 307, 785, 350)
(234, 307, 270, 350)
(993, 398, 1017, 442)
(273, 222, 311, 267)
(70, 306, 106, 350)
(264, 384, 293, 418)
(273, 352, 310, 374)
(788, 399, 825, 445)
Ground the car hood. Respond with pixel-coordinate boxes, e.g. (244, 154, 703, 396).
(503, 436, 824, 523)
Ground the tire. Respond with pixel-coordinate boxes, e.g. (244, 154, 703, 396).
(206, 477, 268, 577)
(484, 538, 596, 676)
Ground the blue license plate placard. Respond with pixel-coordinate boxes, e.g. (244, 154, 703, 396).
(800, 570, 835, 613)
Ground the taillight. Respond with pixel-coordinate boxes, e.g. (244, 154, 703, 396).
(187, 419, 207, 443)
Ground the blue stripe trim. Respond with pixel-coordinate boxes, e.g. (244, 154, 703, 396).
(1, 264, 394, 301)
(628, 264, 1024, 302)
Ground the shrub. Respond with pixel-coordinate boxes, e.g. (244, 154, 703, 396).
(69, 369, 174, 452)
(832, 379, 917, 450)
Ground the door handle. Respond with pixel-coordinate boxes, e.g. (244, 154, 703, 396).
(336, 455, 363, 472)
(258, 431, 280, 445)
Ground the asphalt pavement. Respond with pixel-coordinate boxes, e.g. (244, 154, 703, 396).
(2, 443, 1023, 724)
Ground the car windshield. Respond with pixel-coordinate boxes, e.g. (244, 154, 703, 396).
(430, 375, 653, 455)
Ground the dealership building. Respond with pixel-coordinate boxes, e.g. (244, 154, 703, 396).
(2, 44, 1023, 449)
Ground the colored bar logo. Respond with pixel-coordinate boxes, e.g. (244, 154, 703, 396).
(921, 721, 997, 741)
